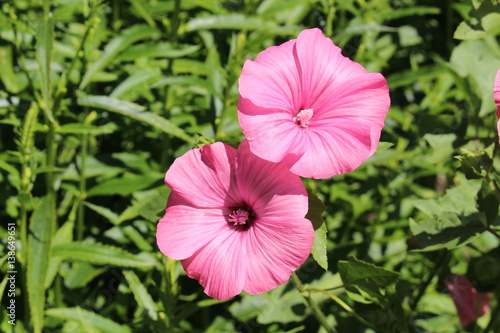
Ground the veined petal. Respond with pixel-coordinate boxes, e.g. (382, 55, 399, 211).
(165, 142, 241, 208)
(311, 72, 390, 125)
(235, 140, 308, 217)
(238, 40, 302, 112)
(238, 98, 308, 163)
(295, 28, 368, 108)
(288, 121, 374, 178)
(243, 217, 314, 294)
(182, 227, 246, 300)
(157, 194, 230, 260)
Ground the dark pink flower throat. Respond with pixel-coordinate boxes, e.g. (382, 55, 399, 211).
(294, 108, 314, 128)
(228, 208, 252, 226)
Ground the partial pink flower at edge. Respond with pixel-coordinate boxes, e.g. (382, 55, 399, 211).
(238, 28, 390, 179)
(156, 140, 314, 300)
(494, 68, 500, 144)
(445, 274, 490, 328)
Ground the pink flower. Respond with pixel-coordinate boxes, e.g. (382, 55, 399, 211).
(445, 274, 490, 328)
(156, 140, 314, 300)
(238, 28, 390, 179)
(495, 68, 500, 144)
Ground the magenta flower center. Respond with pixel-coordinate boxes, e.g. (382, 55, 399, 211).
(228, 208, 251, 225)
(293, 108, 314, 128)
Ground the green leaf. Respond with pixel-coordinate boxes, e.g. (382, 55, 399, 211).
(454, 1, 500, 40)
(56, 123, 118, 135)
(186, 14, 277, 31)
(27, 196, 55, 333)
(123, 270, 159, 320)
(456, 148, 493, 179)
(409, 213, 485, 251)
(306, 189, 328, 270)
(64, 263, 108, 289)
(46, 307, 131, 333)
(116, 42, 200, 61)
(51, 242, 157, 268)
(45, 220, 74, 289)
(36, 16, 55, 123)
(80, 25, 160, 89)
(338, 257, 399, 305)
(83, 202, 119, 224)
(77, 95, 193, 143)
(110, 68, 161, 99)
(86, 173, 161, 197)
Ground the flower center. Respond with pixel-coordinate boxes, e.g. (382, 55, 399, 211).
(228, 208, 250, 226)
(293, 109, 314, 128)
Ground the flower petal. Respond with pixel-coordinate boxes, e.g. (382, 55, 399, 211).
(181, 227, 246, 300)
(238, 39, 301, 112)
(295, 28, 368, 108)
(288, 120, 374, 178)
(236, 140, 308, 217)
(238, 98, 308, 163)
(165, 142, 241, 208)
(157, 193, 230, 260)
(243, 217, 314, 294)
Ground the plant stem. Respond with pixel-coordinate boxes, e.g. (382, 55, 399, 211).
(309, 287, 373, 328)
(291, 273, 337, 333)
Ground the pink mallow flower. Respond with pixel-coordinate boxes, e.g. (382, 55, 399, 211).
(495, 68, 500, 144)
(445, 274, 490, 328)
(238, 28, 390, 179)
(156, 140, 314, 300)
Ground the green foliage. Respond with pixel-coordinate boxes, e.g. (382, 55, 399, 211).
(1, 0, 500, 332)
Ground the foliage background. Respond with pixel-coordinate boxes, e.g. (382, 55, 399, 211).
(1, 0, 500, 332)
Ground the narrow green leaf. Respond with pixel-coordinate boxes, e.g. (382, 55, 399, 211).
(80, 25, 160, 89)
(45, 220, 74, 289)
(116, 42, 200, 61)
(83, 202, 119, 224)
(110, 68, 161, 99)
(86, 173, 161, 197)
(51, 242, 157, 268)
(56, 123, 118, 135)
(186, 14, 277, 31)
(123, 270, 159, 320)
(36, 16, 55, 122)
(77, 95, 193, 143)
(46, 307, 131, 333)
(64, 263, 107, 289)
(27, 196, 55, 333)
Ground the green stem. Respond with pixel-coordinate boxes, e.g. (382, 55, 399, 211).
(325, 0, 336, 37)
(309, 287, 373, 328)
(291, 273, 336, 333)
(484, 288, 500, 333)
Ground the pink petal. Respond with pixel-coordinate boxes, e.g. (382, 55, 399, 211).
(181, 227, 246, 300)
(235, 140, 308, 217)
(157, 193, 230, 260)
(165, 142, 241, 208)
(238, 98, 308, 163)
(243, 217, 314, 294)
(294, 28, 368, 108)
(238, 40, 301, 112)
(285, 120, 372, 178)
